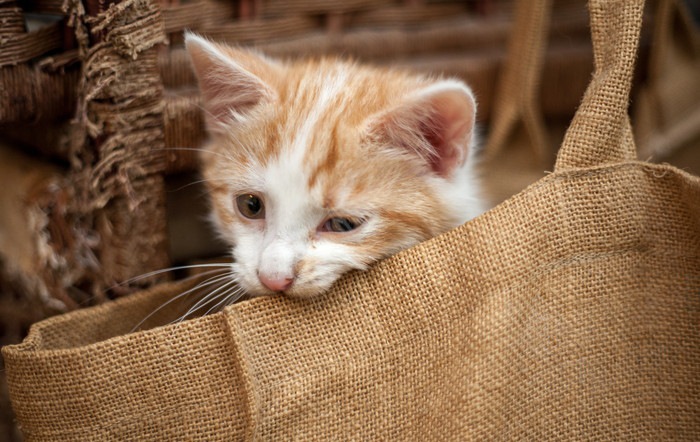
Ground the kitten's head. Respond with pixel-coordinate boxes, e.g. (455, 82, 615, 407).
(186, 33, 483, 298)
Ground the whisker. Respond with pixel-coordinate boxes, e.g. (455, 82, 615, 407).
(110, 263, 232, 290)
(202, 285, 245, 316)
(168, 177, 220, 193)
(154, 146, 235, 162)
(200, 291, 234, 317)
(225, 287, 247, 306)
(190, 101, 218, 124)
(176, 277, 238, 323)
(129, 272, 232, 333)
(166, 176, 242, 197)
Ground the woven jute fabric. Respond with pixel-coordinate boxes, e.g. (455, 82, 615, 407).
(556, 0, 642, 169)
(4, 0, 700, 439)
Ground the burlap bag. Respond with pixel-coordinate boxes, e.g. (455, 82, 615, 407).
(3, 0, 700, 439)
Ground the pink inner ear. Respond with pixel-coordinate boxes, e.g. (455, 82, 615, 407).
(421, 100, 474, 177)
(185, 34, 272, 129)
(372, 83, 476, 178)
(200, 70, 267, 124)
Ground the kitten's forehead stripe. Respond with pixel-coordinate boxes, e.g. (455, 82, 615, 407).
(285, 67, 348, 153)
(306, 123, 340, 191)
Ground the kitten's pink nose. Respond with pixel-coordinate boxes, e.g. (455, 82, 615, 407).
(258, 274, 294, 292)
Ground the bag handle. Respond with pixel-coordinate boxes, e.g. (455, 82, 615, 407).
(554, 0, 645, 171)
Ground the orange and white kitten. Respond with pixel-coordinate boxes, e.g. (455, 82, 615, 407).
(185, 33, 485, 299)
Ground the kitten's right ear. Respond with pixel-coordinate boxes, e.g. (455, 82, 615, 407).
(185, 33, 277, 131)
(366, 79, 476, 179)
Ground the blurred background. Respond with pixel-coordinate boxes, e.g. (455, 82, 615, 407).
(0, 0, 698, 439)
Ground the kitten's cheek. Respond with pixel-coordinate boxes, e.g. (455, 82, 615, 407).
(230, 244, 269, 296)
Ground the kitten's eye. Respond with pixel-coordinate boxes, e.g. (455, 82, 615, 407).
(236, 194, 265, 219)
(322, 217, 361, 233)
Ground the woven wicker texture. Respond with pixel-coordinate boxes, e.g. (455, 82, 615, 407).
(67, 0, 172, 285)
(0, 0, 79, 122)
(4, 0, 700, 439)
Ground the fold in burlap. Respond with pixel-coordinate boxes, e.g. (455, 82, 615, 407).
(3, 0, 700, 439)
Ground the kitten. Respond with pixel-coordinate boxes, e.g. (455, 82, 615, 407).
(185, 33, 485, 299)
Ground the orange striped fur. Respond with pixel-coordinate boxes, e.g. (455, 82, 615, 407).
(186, 33, 485, 298)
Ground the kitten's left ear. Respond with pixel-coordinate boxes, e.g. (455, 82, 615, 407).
(367, 80, 476, 178)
